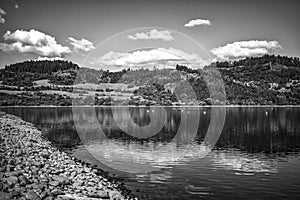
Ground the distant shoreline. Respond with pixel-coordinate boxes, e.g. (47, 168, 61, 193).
(1, 105, 299, 108)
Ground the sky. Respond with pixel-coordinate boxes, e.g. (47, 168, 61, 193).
(0, 0, 299, 70)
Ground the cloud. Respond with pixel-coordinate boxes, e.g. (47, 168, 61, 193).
(0, 16, 5, 24)
(68, 37, 95, 52)
(184, 18, 211, 27)
(128, 29, 174, 41)
(90, 47, 207, 69)
(36, 56, 65, 61)
(210, 40, 282, 61)
(0, 8, 6, 24)
(0, 8, 6, 15)
(0, 29, 71, 57)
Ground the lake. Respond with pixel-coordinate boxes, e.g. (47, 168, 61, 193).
(1, 106, 300, 200)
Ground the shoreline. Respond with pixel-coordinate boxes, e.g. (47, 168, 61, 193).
(1, 105, 300, 108)
(0, 111, 136, 200)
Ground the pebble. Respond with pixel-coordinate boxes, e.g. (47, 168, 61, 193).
(49, 181, 60, 187)
(0, 112, 135, 200)
(25, 190, 41, 200)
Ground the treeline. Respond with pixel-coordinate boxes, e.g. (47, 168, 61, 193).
(0, 92, 72, 106)
(175, 64, 225, 104)
(0, 60, 80, 87)
(0, 60, 106, 86)
(176, 57, 300, 105)
(130, 83, 177, 106)
(99, 69, 130, 83)
(0, 60, 131, 86)
(2, 60, 79, 74)
(212, 54, 300, 68)
(1, 55, 300, 105)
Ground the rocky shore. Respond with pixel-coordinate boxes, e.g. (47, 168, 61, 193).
(0, 112, 136, 200)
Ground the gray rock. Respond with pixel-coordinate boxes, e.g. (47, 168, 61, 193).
(0, 113, 129, 200)
(40, 191, 47, 199)
(49, 181, 60, 187)
(44, 197, 54, 200)
(5, 170, 21, 177)
(20, 132, 26, 139)
(0, 192, 10, 200)
(51, 188, 63, 196)
(6, 191, 21, 199)
(76, 180, 84, 186)
(109, 191, 123, 200)
(32, 161, 41, 167)
(87, 181, 94, 186)
(83, 167, 91, 173)
(87, 191, 98, 198)
(5, 175, 19, 186)
(97, 190, 109, 198)
(25, 190, 41, 200)
(52, 175, 70, 185)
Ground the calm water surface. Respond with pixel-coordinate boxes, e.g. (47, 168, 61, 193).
(1, 106, 300, 200)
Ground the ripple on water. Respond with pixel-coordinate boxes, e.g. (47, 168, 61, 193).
(210, 150, 278, 174)
(185, 184, 214, 196)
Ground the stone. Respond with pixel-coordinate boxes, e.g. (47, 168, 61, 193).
(101, 180, 108, 186)
(18, 175, 26, 181)
(5, 170, 21, 177)
(7, 159, 14, 165)
(44, 197, 54, 200)
(85, 187, 94, 193)
(83, 167, 91, 173)
(0, 113, 131, 200)
(20, 132, 26, 139)
(87, 181, 94, 186)
(25, 190, 41, 200)
(16, 149, 22, 156)
(109, 191, 123, 200)
(20, 180, 27, 186)
(49, 181, 60, 187)
(97, 190, 109, 198)
(52, 175, 70, 185)
(50, 188, 63, 196)
(87, 191, 98, 198)
(32, 161, 42, 167)
(0, 192, 10, 200)
(10, 190, 21, 198)
(5, 175, 19, 186)
(56, 195, 72, 200)
(97, 183, 103, 190)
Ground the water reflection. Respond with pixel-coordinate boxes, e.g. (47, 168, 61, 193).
(1, 107, 300, 200)
(71, 106, 206, 173)
(2, 107, 300, 161)
(211, 150, 278, 174)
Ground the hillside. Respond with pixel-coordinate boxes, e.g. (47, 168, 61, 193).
(0, 55, 300, 106)
(176, 55, 300, 105)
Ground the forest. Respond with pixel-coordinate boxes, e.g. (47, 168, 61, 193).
(0, 54, 300, 105)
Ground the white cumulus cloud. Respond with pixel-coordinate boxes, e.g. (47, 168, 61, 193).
(0, 8, 5, 15)
(0, 8, 6, 24)
(90, 47, 207, 69)
(36, 56, 65, 61)
(0, 29, 71, 57)
(68, 37, 95, 52)
(184, 18, 211, 27)
(128, 29, 174, 41)
(210, 40, 282, 61)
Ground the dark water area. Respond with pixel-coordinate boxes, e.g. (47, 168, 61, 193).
(1, 106, 300, 200)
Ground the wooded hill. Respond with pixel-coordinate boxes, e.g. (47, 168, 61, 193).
(0, 54, 300, 105)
